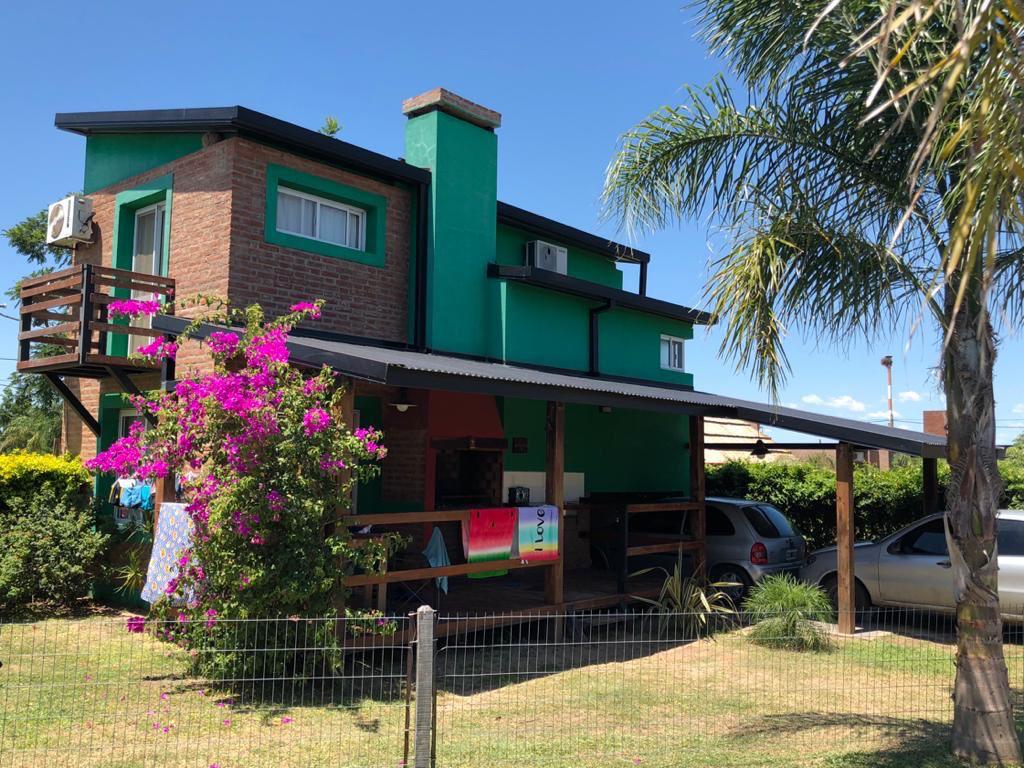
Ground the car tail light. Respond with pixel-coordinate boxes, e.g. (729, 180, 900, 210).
(750, 542, 768, 565)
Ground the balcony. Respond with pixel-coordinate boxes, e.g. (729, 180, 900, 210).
(17, 264, 175, 379)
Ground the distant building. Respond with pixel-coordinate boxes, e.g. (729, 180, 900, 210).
(704, 418, 790, 464)
(923, 410, 947, 437)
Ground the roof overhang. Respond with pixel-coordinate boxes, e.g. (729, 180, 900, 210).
(496, 202, 649, 265)
(154, 315, 948, 458)
(488, 264, 713, 325)
(55, 106, 431, 186)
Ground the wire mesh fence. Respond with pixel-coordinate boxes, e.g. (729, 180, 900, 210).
(1, 606, 1022, 767)
(0, 614, 413, 768)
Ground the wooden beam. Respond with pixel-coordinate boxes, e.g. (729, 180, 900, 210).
(544, 401, 565, 605)
(923, 457, 939, 516)
(689, 414, 707, 580)
(836, 442, 856, 634)
(346, 556, 558, 586)
(44, 374, 100, 437)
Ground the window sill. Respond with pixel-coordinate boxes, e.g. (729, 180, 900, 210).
(265, 228, 385, 267)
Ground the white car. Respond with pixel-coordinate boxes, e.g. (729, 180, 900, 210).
(800, 509, 1024, 612)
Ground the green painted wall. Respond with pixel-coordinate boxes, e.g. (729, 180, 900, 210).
(501, 398, 691, 495)
(84, 134, 203, 193)
(405, 110, 498, 356)
(495, 224, 623, 288)
(600, 307, 695, 387)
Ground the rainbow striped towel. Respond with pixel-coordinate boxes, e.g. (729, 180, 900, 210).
(513, 505, 559, 561)
(462, 508, 517, 579)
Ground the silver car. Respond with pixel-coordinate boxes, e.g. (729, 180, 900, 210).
(703, 497, 807, 595)
(800, 509, 1024, 611)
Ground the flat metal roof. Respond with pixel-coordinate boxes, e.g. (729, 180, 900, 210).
(154, 316, 948, 457)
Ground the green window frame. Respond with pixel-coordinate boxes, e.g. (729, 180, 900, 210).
(108, 173, 174, 356)
(265, 163, 388, 267)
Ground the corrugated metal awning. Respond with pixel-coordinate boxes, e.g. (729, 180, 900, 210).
(154, 316, 948, 458)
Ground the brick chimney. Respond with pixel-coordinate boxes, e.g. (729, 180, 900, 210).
(923, 409, 947, 436)
(403, 88, 501, 357)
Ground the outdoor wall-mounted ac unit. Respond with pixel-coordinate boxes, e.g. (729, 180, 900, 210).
(46, 195, 93, 246)
(525, 240, 568, 275)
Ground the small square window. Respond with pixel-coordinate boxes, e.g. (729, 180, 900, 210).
(660, 335, 685, 371)
(276, 188, 365, 251)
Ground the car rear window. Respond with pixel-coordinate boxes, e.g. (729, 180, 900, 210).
(742, 504, 796, 538)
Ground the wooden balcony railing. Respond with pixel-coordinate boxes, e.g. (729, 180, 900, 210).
(17, 264, 175, 379)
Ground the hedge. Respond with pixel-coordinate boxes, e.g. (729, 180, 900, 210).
(0, 453, 106, 614)
(707, 455, 1024, 550)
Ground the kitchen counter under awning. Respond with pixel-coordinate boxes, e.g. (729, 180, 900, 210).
(153, 315, 948, 458)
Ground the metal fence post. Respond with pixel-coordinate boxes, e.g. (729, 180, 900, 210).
(414, 605, 436, 768)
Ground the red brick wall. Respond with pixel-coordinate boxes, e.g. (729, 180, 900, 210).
(226, 139, 412, 343)
(62, 136, 415, 459)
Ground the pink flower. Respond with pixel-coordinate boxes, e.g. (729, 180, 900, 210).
(207, 331, 240, 356)
(126, 616, 145, 633)
(245, 327, 290, 367)
(280, 716, 293, 724)
(290, 301, 322, 319)
(222, 719, 231, 727)
(303, 378, 326, 396)
(205, 609, 218, 629)
(302, 407, 331, 436)
(266, 490, 285, 511)
(136, 338, 178, 361)
(108, 299, 161, 319)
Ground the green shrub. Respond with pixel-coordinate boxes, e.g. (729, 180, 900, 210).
(0, 453, 106, 614)
(744, 574, 834, 652)
(707, 460, 954, 548)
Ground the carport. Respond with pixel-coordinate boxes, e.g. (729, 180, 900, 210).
(154, 316, 948, 634)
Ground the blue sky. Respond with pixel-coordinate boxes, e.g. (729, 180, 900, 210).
(0, 0, 1021, 444)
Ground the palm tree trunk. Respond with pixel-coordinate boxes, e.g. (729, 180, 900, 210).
(944, 285, 1021, 764)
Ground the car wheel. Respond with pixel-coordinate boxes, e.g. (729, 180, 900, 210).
(709, 565, 753, 603)
(822, 575, 872, 619)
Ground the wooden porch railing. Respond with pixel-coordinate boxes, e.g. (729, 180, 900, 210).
(339, 508, 562, 589)
(17, 264, 175, 378)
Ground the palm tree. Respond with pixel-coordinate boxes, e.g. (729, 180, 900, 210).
(603, 1, 1023, 763)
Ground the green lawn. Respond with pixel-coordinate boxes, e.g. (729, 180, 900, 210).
(0, 612, 1019, 767)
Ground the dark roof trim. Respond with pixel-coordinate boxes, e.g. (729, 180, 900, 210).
(55, 106, 431, 186)
(488, 264, 713, 325)
(153, 315, 946, 457)
(497, 201, 649, 264)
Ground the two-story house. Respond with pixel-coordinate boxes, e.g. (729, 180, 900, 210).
(19, 88, 946, 623)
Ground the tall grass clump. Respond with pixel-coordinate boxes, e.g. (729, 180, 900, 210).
(744, 574, 834, 652)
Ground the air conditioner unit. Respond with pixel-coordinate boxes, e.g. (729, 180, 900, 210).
(525, 240, 567, 275)
(46, 195, 93, 246)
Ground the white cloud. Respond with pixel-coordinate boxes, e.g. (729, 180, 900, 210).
(898, 390, 922, 403)
(1013, 403, 1024, 415)
(868, 410, 902, 420)
(801, 394, 866, 413)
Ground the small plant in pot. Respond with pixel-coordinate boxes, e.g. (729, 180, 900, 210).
(744, 573, 834, 652)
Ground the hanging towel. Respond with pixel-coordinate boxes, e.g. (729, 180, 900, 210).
(141, 502, 193, 604)
(513, 505, 560, 561)
(422, 527, 451, 594)
(462, 508, 517, 579)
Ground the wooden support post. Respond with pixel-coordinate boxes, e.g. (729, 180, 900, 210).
(544, 401, 565, 606)
(836, 442, 856, 635)
(923, 457, 939, 516)
(153, 470, 177, 532)
(334, 377, 356, 614)
(688, 414, 707, 581)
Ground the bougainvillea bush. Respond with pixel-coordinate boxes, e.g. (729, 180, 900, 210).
(87, 299, 389, 686)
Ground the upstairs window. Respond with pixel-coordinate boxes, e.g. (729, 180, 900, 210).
(276, 188, 365, 252)
(660, 335, 685, 372)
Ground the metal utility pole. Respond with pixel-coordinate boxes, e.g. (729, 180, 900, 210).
(880, 355, 894, 428)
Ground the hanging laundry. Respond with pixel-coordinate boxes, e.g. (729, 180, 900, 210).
(141, 502, 193, 604)
(512, 505, 559, 561)
(462, 508, 516, 579)
(422, 526, 452, 594)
